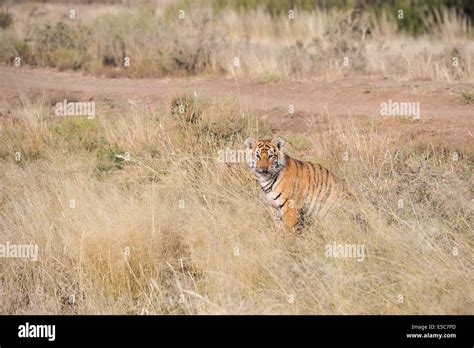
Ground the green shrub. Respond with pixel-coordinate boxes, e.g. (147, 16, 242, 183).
(462, 91, 473, 104)
(28, 22, 91, 68)
(208, 0, 473, 34)
(95, 146, 126, 174)
(0, 30, 28, 64)
(0, 9, 13, 29)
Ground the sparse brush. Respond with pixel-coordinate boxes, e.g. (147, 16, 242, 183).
(0, 8, 13, 29)
(169, 93, 203, 125)
(461, 91, 473, 104)
(2, 2, 473, 81)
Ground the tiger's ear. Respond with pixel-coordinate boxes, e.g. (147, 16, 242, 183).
(244, 137, 256, 149)
(272, 137, 285, 150)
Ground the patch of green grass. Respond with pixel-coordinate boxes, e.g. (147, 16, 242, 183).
(52, 117, 102, 152)
(461, 91, 473, 104)
(258, 72, 283, 84)
(11, 150, 42, 165)
(50, 116, 129, 176)
(363, 115, 380, 132)
(0, 139, 43, 163)
(95, 146, 126, 175)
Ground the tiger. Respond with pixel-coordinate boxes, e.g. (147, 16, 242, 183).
(244, 137, 342, 233)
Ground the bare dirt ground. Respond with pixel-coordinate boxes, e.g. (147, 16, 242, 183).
(1, 66, 473, 147)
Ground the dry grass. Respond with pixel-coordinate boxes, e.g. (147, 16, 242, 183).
(0, 95, 472, 314)
(1, 3, 473, 81)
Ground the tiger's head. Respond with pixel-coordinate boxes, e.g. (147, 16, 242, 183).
(244, 137, 286, 176)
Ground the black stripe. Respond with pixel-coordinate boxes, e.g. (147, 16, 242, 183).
(321, 168, 329, 195)
(314, 165, 324, 206)
(273, 192, 282, 200)
(278, 199, 288, 209)
(291, 159, 299, 197)
(302, 162, 311, 198)
(270, 171, 281, 191)
(320, 173, 334, 206)
(306, 162, 316, 208)
(261, 173, 278, 193)
(272, 158, 286, 192)
(318, 168, 329, 211)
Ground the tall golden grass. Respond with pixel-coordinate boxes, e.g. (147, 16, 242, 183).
(1, 95, 472, 314)
(1, 2, 473, 81)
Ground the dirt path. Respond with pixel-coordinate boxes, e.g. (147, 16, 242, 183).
(1, 66, 473, 136)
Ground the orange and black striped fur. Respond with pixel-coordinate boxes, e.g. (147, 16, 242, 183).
(245, 137, 342, 233)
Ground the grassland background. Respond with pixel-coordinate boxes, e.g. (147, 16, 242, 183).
(0, 0, 473, 314)
(1, 0, 473, 81)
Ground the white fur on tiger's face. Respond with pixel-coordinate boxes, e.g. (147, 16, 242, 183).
(245, 137, 286, 177)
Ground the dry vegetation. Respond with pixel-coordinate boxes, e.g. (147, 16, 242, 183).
(1, 1, 473, 81)
(0, 94, 472, 314)
(0, 0, 473, 315)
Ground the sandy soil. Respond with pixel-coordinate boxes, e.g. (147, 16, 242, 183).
(1, 66, 473, 145)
